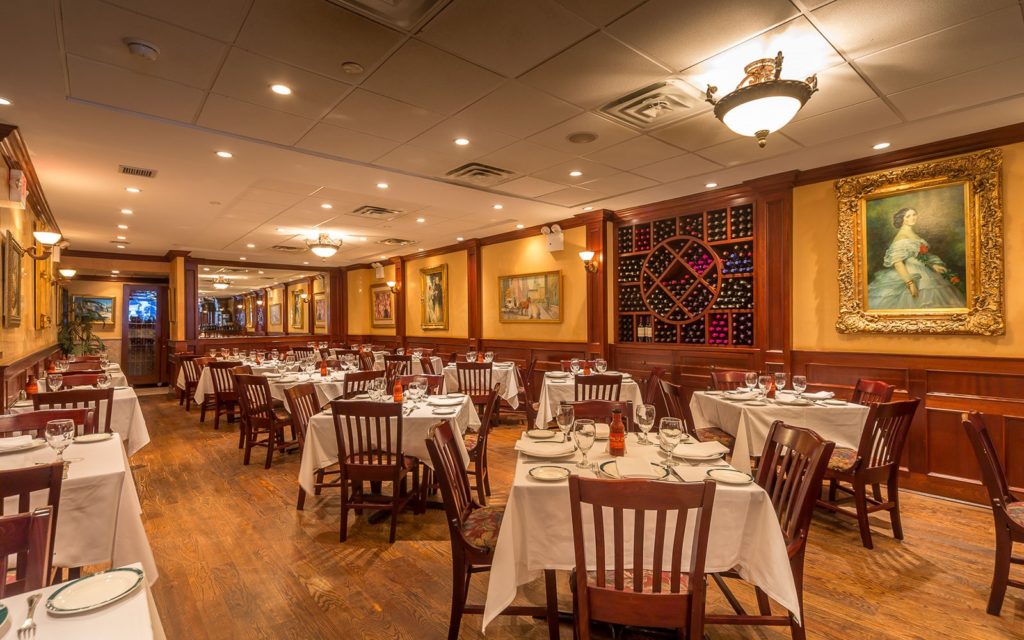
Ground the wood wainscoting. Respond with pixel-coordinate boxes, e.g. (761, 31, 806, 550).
(0, 344, 62, 412)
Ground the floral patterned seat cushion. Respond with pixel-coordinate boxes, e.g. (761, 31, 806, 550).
(461, 505, 504, 551)
(463, 430, 479, 453)
(697, 427, 736, 450)
(828, 447, 858, 472)
(1007, 502, 1024, 527)
(585, 568, 690, 593)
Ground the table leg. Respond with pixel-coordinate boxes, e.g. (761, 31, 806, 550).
(544, 569, 559, 640)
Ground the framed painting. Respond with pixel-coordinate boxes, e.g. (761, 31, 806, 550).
(314, 291, 327, 328)
(498, 270, 562, 323)
(836, 149, 1004, 335)
(370, 283, 395, 328)
(3, 231, 22, 328)
(420, 264, 448, 330)
(269, 302, 282, 327)
(72, 295, 115, 328)
(291, 290, 305, 329)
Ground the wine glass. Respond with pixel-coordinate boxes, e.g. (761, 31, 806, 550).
(594, 358, 608, 374)
(574, 420, 596, 470)
(46, 373, 63, 392)
(45, 419, 76, 464)
(792, 375, 808, 399)
(569, 359, 581, 376)
(466, 350, 477, 363)
(635, 403, 656, 445)
(744, 371, 758, 391)
(757, 375, 773, 400)
(774, 372, 788, 395)
(483, 351, 495, 363)
(396, 348, 405, 356)
(96, 372, 112, 389)
(555, 403, 575, 443)
(55, 360, 68, 373)
(658, 418, 683, 467)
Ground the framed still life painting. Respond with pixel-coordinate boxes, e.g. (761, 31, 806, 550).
(498, 270, 562, 323)
(370, 283, 395, 328)
(419, 264, 448, 330)
(835, 149, 1004, 335)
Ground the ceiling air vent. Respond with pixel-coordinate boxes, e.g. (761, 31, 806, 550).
(445, 162, 515, 188)
(271, 244, 306, 253)
(601, 79, 702, 130)
(349, 205, 404, 222)
(118, 164, 158, 179)
(378, 238, 415, 247)
(324, 0, 444, 29)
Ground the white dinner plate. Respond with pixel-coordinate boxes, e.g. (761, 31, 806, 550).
(775, 398, 813, 406)
(428, 397, 463, 407)
(704, 390, 724, 396)
(525, 429, 555, 439)
(743, 401, 768, 406)
(11, 400, 33, 408)
(446, 393, 467, 399)
(431, 408, 457, 416)
(545, 372, 571, 378)
(74, 432, 113, 443)
(672, 450, 725, 462)
(518, 443, 576, 459)
(823, 399, 848, 406)
(707, 468, 753, 485)
(0, 438, 46, 455)
(45, 567, 144, 616)
(598, 460, 669, 480)
(528, 465, 571, 482)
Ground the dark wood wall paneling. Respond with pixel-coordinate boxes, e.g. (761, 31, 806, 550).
(0, 344, 62, 413)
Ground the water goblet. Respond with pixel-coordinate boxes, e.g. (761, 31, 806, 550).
(757, 375, 773, 400)
(594, 358, 608, 374)
(466, 350, 478, 363)
(45, 419, 76, 465)
(96, 373, 112, 389)
(569, 358, 581, 376)
(574, 420, 596, 469)
(744, 371, 758, 391)
(635, 403, 656, 445)
(46, 373, 63, 392)
(55, 360, 69, 373)
(555, 403, 575, 444)
(774, 372, 788, 395)
(792, 375, 808, 399)
(483, 351, 494, 363)
(658, 418, 683, 467)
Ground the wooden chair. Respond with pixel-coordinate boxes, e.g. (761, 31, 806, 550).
(706, 422, 835, 639)
(661, 379, 736, 450)
(206, 360, 242, 430)
(341, 370, 385, 398)
(564, 399, 635, 431)
(357, 351, 375, 371)
(818, 399, 920, 549)
(456, 362, 493, 410)
(0, 463, 62, 592)
(850, 378, 895, 405)
(0, 507, 54, 598)
(710, 369, 754, 391)
(574, 374, 623, 401)
(66, 362, 103, 372)
(236, 374, 297, 469)
(418, 356, 437, 375)
(328, 400, 420, 543)
(383, 354, 412, 388)
(962, 411, 1024, 615)
(178, 354, 202, 410)
(568, 476, 717, 639)
(285, 383, 340, 510)
(0, 408, 96, 438)
(33, 388, 114, 435)
(397, 374, 444, 395)
(426, 421, 558, 640)
(291, 346, 317, 360)
(509, 362, 540, 429)
(642, 366, 667, 405)
(464, 387, 500, 505)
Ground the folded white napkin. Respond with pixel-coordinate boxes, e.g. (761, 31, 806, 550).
(595, 423, 610, 439)
(675, 441, 729, 458)
(515, 439, 575, 457)
(799, 390, 835, 400)
(615, 457, 661, 478)
(0, 435, 32, 450)
(724, 391, 759, 401)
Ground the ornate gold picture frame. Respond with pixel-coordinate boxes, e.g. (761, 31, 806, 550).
(419, 264, 448, 330)
(370, 283, 396, 328)
(498, 270, 562, 324)
(836, 149, 1004, 335)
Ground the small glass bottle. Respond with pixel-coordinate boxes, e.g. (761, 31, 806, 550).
(393, 377, 403, 403)
(608, 408, 626, 457)
(25, 375, 38, 396)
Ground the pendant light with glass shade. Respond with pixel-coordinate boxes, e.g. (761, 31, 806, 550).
(212, 277, 230, 290)
(705, 51, 817, 148)
(306, 233, 341, 259)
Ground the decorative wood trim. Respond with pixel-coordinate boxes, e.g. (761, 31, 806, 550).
(392, 257, 406, 339)
(75, 275, 168, 284)
(0, 125, 59, 233)
(466, 239, 482, 348)
(185, 256, 337, 273)
(62, 249, 168, 262)
(164, 250, 191, 260)
(184, 260, 197, 340)
(0, 342, 62, 413)
(584, 211, 611, 356)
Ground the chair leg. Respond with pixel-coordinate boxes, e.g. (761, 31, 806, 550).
(213, 402, 222, 430)
(242, 431, 252, 465)
(264, 428, 276, 470)
(314, 470, 325, 496)
(388, 498, 400, 544)
(199, 398, 207, 422)
(871, 482, 883, 502)
(988, 525, 1011, 615)
(827, 478, 838, 502)
(447, 564, 468, 640)
(340, 483, 350, 543)
(754, 586, 772, 615)
(888, 478, 904, 541)
(238, 420, 246, 449)
(852, 479, 873, 549)
(297, 486, 306, 510)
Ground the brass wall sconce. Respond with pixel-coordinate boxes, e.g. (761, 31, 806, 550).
(579, 250, 599, 273)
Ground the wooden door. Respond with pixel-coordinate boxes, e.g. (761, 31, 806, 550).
(121, 284, 167, 385)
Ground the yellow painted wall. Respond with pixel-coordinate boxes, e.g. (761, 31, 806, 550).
(404, 250, 468, 338)
(0, 201, 58, 363)
(266, 286, 285, 333)
(347, 264, 396, 336)
(481, 226, 588, 342)
(792, 142, 1023, 357)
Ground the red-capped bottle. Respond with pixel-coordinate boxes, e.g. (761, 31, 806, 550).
(25, 375, 38, 396)
(320, 359, 328, 377)
(608, 408, 626, 457)
(393, 378, 403, 403)
(477, 352, 484, 363)
(583, 360, 591, 376)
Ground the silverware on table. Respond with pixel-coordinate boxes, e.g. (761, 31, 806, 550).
(18, 593, 41, 638)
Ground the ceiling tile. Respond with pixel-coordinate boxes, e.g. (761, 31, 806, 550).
(782, 99, 901, 146)
(526, 112, 637, 154)
(855, 7, 1024, 94)
(580, 171, 659, 195)
(66, 55, 205, 122)
(697, 135, 802, 167)
(237, 188, 307, 207)
(323, 90, 443, 143)
(553, 0, 646, 27)
(295, 122, 400, 162)
(62, 0, 228, 89)
(812, 0, 1018, 59)
(236, 0, 403, 81)
(252, 179, 320, 196)
(362, 40, 503, 114)
(477, 141, 575, 175)
(537, 187, 599, 207)
(197, 94, 315, 145)
(520, 32, 670, 110)
(584, 136, 685, 171)
(496, 176, 565, 197)
(374, 144, 466, 176)
(630, 153, 722, 182)
(104, 0, 251, 42)
(888, 55, 1024, 121)
(454, 82, 582, 139)
(649, 112, 736, 151)
(212, 48, 352, 119)
(792, 64, 878, 121)
(419, 0, 594, 77)
(407, 117, 518, 157)
(606, 0, 798, 70)
(531, 158, 620, 186)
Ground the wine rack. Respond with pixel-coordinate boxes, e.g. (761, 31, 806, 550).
(616, 202, 756, 347)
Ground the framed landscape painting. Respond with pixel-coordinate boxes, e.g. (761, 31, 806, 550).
(420, 264, 448, 330)
(72, 295, 115, 328)
(836, 149, 1004, 335)
(498, 270, 562, 323)
(314, 291, 327, 327)
(370, 283, 395, 328)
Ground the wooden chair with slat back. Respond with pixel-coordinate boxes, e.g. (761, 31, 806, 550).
(230, 365, 254, 448)
(285, 383, 341, 510)
(0, 507, 54, 598)
(341, 370, 385, 398)
(236, 374, 296, 469)
(574, 374, 623, 401)
(962, 411, 1024, 615)
(178, 354, 202, 411)
(661, 379, 736, 451)
(33, 388, 114, 435)
(383, 355, 412, 388)
(510, 359, 539, 427)
(397, 374, 444, 395)
(560, 359, 596, 372)
(464, 387, 500, 504)
(426, 421, 557, 639)
(357, 351, 375, 372)
(328, 399, 421, 543)
(707, 422, 835, 639)
(0, 408, 96, 439)
(418, 356, 436, 375)
(291, 346, 317, 360)
(206, 360, 242, 431)
(850, 378, 895, 405)
(710, 369, 755, 391)
(0, 463, 62, 594)
(568, 476, 717, 639)
(66, 362, 103, 372)
(56, 373, 101, 387)
(643, 366, 666, 405)
(456, 362, 493, 411)
(564, 399, 635, 432)
(817, 398, 919, 549)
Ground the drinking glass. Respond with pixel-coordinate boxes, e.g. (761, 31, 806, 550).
(55, 360, 68, 373)
(396, 348, 405, 356)
(96, 372, 111, 389)
(594, 358, 608, 374)
(483, 351, 494, 363)
(635, 403, 656, 445)
(100, 355, 109, 368)
(574, 420, 596, 469)
(466, 350, 478, 363)
(46, 373, 63, 392)
(555, 403, 575, 443)
(792, 375, 808, 399)
(774, 372, 788, 394)
(367, 379, 384, 401)
(569, 358, 581, 376)
(45, 419, 76, 464)
(744, 371, 758, 391)
(757, 375, 773, 400)
(658, 418, 683, 467)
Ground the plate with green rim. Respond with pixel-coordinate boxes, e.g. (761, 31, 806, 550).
(598, 460, 670, 480)
(45, 566, 144, 616)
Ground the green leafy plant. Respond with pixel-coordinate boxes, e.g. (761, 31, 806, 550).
(57, 313, 106, 356)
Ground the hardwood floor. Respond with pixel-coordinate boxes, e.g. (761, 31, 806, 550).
(132, 394, 1024, 639)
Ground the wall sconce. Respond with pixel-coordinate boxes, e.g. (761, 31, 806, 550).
(299, 292, 310, 303)
(579, 250, 599, 273)
(255, 298, 264, 306)
(386, 280, 400, 293)
(29, 231, 62, 261)
(57, 268, 77, 279)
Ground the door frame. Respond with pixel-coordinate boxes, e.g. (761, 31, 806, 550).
(121, 284, 168, 385)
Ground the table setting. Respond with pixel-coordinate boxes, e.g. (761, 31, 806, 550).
(534, 364, 643, 428)
(442, 360, 520, 407)
(373, 352, 444, 377)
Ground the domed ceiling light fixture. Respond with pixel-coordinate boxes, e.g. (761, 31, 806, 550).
(306, 232, 341, 259)
(704, 51, 817, 148)
(212, 277, 230, 290)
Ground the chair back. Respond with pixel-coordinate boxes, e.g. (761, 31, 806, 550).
(643, 366, 666, 405)
(660, 379, 696, 436)
(560, 359, 596, 372)
(231, 365, 253, 376)
(235, 374, 277, 428)
(66, 362, 102, 372)
(962, 412, 1014, 511)
(397, 374, 444, 395)
(851, 378, 895, 405)
(195, 356, 213, 370)
(33, 389, 114, 434)
(208, 361, 242, 396)
(710, 370, 753, 391)
(855, 399, 919, 471)
(56, 373, 101, 387)
(0, 507, 53, 597)
(425, 421, 480, 550)
(329, 400, 405, 479)
(456, 361, 493, 397)
(513, 364, 538, 427)
(358, 351, 375, 372)
(341, 370, 385, 398)
(568, 476, 716, 631)
(291, 346, 317, 359)
(179, 354, 201, 385)
(0, 408, 96, 438)
(0, 463, 62, 596)
(564, 400, 635, 432)
(418, 356, 436, 375)
(574, 374, 623, 401)
(383, 355, 412, 386)
(284, 383, 319, 449)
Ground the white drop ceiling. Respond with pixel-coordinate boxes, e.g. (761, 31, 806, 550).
(0, 0, 1022, 266)
(197, 265, 320, 295)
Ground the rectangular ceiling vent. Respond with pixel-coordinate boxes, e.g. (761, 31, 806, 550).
(445, 162, 515, 187)
(324, 0, 444, 29)
(349, 205, 404, 221)
(118, 164, 158, 179)
(378, 238, 415, 247)
(271, 244, 306, 253)
(601, 80, 702, 130)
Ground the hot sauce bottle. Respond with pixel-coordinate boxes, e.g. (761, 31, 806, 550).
(609, 408, 626, 457)
(320, 358, 328, 377)
(393, 377, 403, 403)
(25, 375, 39, 396)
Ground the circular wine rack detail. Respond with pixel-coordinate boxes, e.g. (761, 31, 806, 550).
(640, 235, 721, 324)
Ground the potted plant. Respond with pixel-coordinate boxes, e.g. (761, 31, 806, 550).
(57, 312, 106, 356)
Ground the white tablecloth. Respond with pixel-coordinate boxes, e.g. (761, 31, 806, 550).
(266, 373, 347, 406)
(443, 363, 520, 408)
(0, 563, 165, 639)
(187, 363, 282, 401)
(535, 374, 643, 428)
(482, 433, 799, 630)
(12, 387, 151, 457)
(298, 396, 479, 495)
(689, 392, 871, 473)
(373, 354, 444, 377)
(0, 437, 158, 582)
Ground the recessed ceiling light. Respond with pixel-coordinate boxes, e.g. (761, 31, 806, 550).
(0, 98, 11, 106)
(258, 270, 264, 274)
(246, 243, 255, 248)
(111, 270, 120, 274)
(240, 257, 246, 261)
(359, 237, 367, 241)
(583, 206, 593, 211)
(416, 217, 425, 223)
(120, 209, 133, 214)
(270, 84, 292, 95)
(515, 224, 525, 229)
(456, 236, 464, 242)
(493, 204, 503, 210)
(705, 182, 718, 188)
(302, 261, 309, 265)
(321, 203, 333, 209)
(454, 137, 470, 146)
(376, 182, 389, 189)
(117, 224, 128, 229)
(873, 142, 891, 150)
(203, 267, 210, 271)
(216, 151, 233, 158)
(116, 245, 126, 249)
(116, 235, 126, 240)
(125, 187, 140, 193)
(569, 170, 583, 177)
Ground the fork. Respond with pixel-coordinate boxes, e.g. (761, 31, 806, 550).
(18, 593, 40, 638)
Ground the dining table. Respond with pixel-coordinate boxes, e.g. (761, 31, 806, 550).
(689, 390, 871, 473)
(185, 361, 281, 402)
(373, 353, 444, 377)
(481, 433, 801, 632)
(0, 435, 158, 583)
(442, 362, 520, 408)
(0, 563, 165, 639)
(263, 371, 348, 405)
(534, 371, 643, 428)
